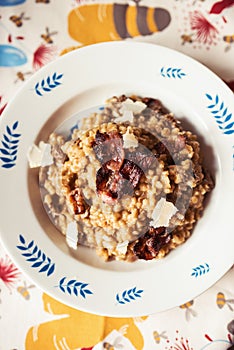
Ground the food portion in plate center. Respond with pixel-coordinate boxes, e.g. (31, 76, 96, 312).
(37, 95, 214, 262)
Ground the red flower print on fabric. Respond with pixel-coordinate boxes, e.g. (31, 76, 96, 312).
(33, 44, 56, 70)
(0, 255, 21, 288)
(190, 11, 219, 45)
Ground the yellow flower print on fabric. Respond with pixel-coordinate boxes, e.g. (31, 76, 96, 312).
(25, 293, 147, 350)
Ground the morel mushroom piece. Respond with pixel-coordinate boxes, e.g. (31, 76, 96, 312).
(92, 130, 124, 169)
(133, 226, 171, 260)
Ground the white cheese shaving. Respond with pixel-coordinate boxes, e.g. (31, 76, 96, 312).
(119, 98, 147, 114)
(115, 110, 134, 123)
(27, 141, 53, 168)
(116, 240, 129, 255)
(66, 221, 78, 249)
(115, 99, 147, 124)
(150, 198, 178, 228)
(123, 128, 138, 149)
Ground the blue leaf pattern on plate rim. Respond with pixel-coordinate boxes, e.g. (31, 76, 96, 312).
(16, 234, 55, 277)
(191, 263, 210, 278)
(116, 287, 144, 304)
(206, 93, 234, 135)
(34, 72, 63, 96)
(0, 121, 21, 169)
(160, 67, 186, 79)
(57, 277, 93, 299)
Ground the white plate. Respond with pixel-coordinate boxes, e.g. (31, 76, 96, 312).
(0, 42, 233, 317)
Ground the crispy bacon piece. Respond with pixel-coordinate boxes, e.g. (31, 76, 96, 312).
(126, 145, 156, 170)
(96, 163, 118, 204)
(133, 226, 171, 260)
(96, 159, 143, 204)
(119, 159, 144, 188)
(92, 130, 124, 169)
(141, 97, 168, 114)
(94, 130, 146, 203)
(94, 130, 166, 204)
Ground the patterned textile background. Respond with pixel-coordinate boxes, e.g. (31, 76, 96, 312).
(0, 1, 234, 349)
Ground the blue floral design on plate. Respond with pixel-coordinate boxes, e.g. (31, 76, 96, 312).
(191, 263, 210, 278)
(34, 72, 63, 96)
(58, 277, 93, 299)
(206, 93, 234, 135)
(16, 234, 55, 277)
(0, 121, 21, 169)
(160, 67, 186, 79)
(116, 287, 143, 304)
(70, 123, 79, 136)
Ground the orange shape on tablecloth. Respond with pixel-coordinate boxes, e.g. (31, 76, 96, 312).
(25, 293, 147, 349)
(68, 3, 171, 45)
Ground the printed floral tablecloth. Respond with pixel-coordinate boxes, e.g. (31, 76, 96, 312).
(0, 1, 234, 349)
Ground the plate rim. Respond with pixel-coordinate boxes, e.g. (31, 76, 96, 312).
(0, 41, 234, 316)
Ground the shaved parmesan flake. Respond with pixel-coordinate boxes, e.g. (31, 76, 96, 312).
(27, 141, 53, 168)
(123, 128, 138, 149)
(115, 99, 147, 123)
(115, 110, 134, 123)
(66, 221, 78, 249)
(116, 240, 129, 255)
(119, 98, 146, 114)
(150, 198, 178, 228)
